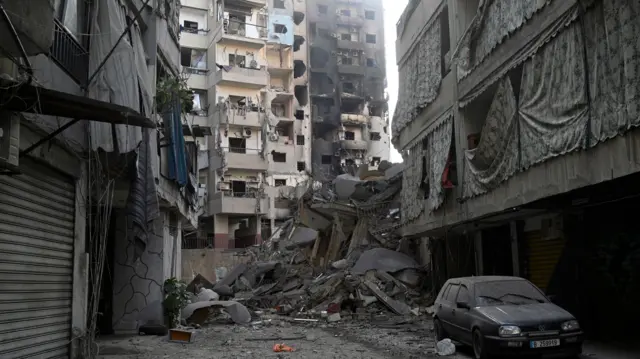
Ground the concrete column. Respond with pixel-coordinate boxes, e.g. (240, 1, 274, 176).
(71, 164, 88, 359)
(213, 214, 230, 248)
(474, 231, 484, 275)
(510, 221, 520, 276)
(251, 216, 262, 244)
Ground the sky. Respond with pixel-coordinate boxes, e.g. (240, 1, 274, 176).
(383, 0, 408, 163)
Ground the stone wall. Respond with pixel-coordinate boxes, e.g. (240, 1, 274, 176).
(181, 249, 252, 283)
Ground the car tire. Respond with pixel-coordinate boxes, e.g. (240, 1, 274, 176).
(433, 318, 446, 342)
(472, 329, 489, 359)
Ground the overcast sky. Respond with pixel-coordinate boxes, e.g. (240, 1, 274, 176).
(383, 0, 407, 163)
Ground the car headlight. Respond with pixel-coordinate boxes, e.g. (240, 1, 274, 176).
(498, 325, 522, 337)
(561, 320, 580, 331)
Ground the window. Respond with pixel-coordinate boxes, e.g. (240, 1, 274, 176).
(321, 155, 332, 164)
(366, 58, 376, 67)
(274, 0, 285, 9)
(341, 57, 353, 65)
(340, 9, 351, 16)
(366, 34, 376, 44)
(371, 157, 381, 166)
(343, 82, 355, 93)
(318, 4, 328, 14)
(369, 132, 381, 141)
(274, 24, 288, 34)
(310, 23, 317, 35)
(457, 285, 470, 304)
(183, 20, 199, 33)
(54, 0, 82, 37)
(340, 33, 351, 41)
(365, 11, 375, 20)
(275, 179, 287, 186)
(296, 135, 305, 145)
(297, 161, 306, 171)
(445, 284, 460, 302)
(181, 47, 207, 68)
(272, 152, 286, 162)
(228, 138, 246, 153)
(440, 284, 451, 300)
(229, 54, 246, 67)
(344, 131, 355, 140)
(295, 110, 304, 120)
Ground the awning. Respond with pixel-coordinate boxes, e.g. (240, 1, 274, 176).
(0, 79, 155, 128)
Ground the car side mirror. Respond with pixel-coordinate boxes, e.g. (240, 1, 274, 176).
(456, 301, 470, 309)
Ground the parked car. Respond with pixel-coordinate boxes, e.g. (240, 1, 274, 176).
(433, 276, 583, 358)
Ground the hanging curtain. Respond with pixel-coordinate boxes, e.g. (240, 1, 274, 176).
(463, 77, 519, 198)
(427, 115, 453, 211)
(400, 142, 426, 223)
(392, 19, 442, 138)
(583, 0, 640, 144)
(518, 19, 588, 169)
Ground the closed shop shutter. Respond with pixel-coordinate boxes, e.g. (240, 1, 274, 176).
(0, 160, 75, 358)
(526, 230, 565, 293)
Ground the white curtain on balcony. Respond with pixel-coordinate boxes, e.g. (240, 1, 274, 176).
(400, 140, 426, 223)
(463, 77, 519, 198)
(392, 19, 441, 139)
(88, 0, 144, 153)
(584, 0, 640, 144)
(518, 19, 588, 170)
(427, 114, 453, 212)
(457, 0, 551, 80)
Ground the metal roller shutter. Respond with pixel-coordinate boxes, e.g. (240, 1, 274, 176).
(526, 230, 565, 293)
(0, 160, 75, 359)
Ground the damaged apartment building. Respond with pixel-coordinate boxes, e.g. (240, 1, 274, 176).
(0, 0, 199, 357)
(307, 0, 390, 180)
(394, 0, 640, 343)
(178, 0, 312, 249)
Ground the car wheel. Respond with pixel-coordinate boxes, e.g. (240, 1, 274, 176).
(472, 329, 489, 359)
(433, 318, 446, 341)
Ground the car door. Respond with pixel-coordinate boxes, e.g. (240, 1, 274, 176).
(439, 283, 460, 337)
(449, 284, 473, 344)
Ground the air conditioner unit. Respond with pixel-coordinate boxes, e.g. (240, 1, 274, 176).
(0, 114, 20, 172)
(243, 128, 252, 137)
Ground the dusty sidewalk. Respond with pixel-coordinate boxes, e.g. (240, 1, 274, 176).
(97, 320, 439, 359)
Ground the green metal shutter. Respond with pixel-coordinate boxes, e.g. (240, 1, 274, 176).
(0, 160, 75, 358)
(526, 230, 565, 293)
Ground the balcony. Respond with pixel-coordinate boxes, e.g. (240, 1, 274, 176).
(50, 19, 88, 86)
(225, 0, 267, 8)
(209, 191, 267, 215)
(338, 64, 366, 76)
(213, 66, 268, 88)
(340, 139, 368, 150)
(341, 113, 368, 125)
(269, 142, 296, 173)
(224, 107, 263, 127)
(224, 148, 268, 170)
(181, 0, 209, 8)
(180, 29, 209, 49)
(184, 67, 209, 89)
(337, 40, 365, 51)
(336, 15, 364, 27)
(215, 21, 266, 48)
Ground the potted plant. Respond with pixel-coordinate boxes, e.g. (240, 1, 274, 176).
(163, 277, 190, 328)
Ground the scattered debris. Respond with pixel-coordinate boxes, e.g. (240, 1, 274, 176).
(273, 343, 295, 352)
(168, 328, 196, 344)
(435, 339, 456, 356)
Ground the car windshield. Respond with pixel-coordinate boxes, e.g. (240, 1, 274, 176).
(475, 280, 547, 306)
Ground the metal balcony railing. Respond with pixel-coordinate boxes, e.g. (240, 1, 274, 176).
(222, 146, 261, 155)
(183, 67, 209, 75)
(182, 237, 214, 249)
(50, 19, 89, 86)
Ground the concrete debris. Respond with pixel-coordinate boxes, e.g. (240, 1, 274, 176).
(182, 300, 252, 325)
(181, 162, 435, 328)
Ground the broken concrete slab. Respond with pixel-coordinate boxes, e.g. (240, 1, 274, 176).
(182, 300, 251, 325)
(298, 206, 332, 231)
(215, 263, 247, 289)
(363, 280, 411, 316)
(185, 274, 214, 294)
(351, 248, 419, 275)
(284, 226, 318, 250)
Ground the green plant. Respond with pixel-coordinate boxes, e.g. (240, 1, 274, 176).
(163, 277, 190, 328)
(156, 75, 194, 114)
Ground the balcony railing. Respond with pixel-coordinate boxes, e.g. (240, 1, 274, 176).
(182, 237, 214, 249)
(183, 67, 209, 75)
(222, 147, 261, 155)
(50, 19, 89, 86)
(223, 19, 268, 39)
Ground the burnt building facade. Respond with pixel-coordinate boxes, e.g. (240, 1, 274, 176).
(306, 0, 390, 180)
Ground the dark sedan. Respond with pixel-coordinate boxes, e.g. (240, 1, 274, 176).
(433, 276, 583, 358)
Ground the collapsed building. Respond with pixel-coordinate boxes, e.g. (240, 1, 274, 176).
(307, 0, 390, 181)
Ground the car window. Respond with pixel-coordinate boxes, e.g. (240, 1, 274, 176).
(475, 280, 547, 306)
(440, 284, 451, 300)
(446, 284, 460, 302)
(457, 285, 470, 303)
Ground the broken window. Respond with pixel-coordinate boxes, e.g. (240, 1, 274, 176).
(369, 132, 381, 141)
(297, 161, 306, 171)
(275, 179, 287, 186)
(232, 180, 247, 196)
(274, 24, 287, 33)
(229, 138, 246, 153)
(365, 10, 375, 20)
(293, 60, 306, 78)
(271, 103, 286, 117)
(295, 109, 304, 120)
(183, 20, 199, 33)
(345, 159, 355, 166)
(366, 58, 375, 67)
(229, 54, 246, 67)
(366, 34, 376, 44)
(342, 82, 355, 93)
(321, 155, 332, 164)
(296, 135, 305, 145)
(181, 47, 207, 68)
(344, 131, 355, 140)
(318, 4, 328, 14)
(273, 0, 285, 9)
(340, 9, 351, 16)
(371, 156, 381, 166)
(340, 33, 351, 41)
(341, 57, 353, 65)
(272, 152, 287, 162)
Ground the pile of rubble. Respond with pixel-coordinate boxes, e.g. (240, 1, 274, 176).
(181, 161, 435, 325)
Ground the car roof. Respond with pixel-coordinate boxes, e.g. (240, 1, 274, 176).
(446, 276, 527, 285)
